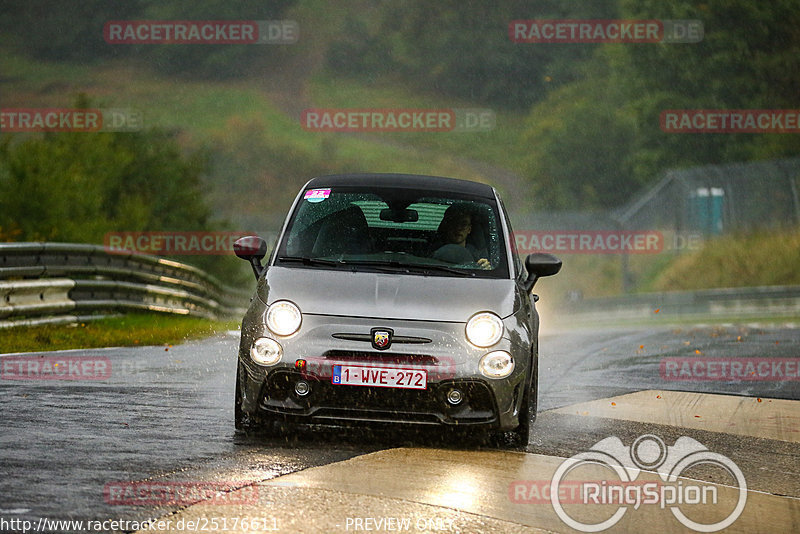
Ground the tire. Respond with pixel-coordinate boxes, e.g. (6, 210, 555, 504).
(530, 353, 539, 424)
(494, 357, 534, 448)
(509, 382, 531, 446)
(235, 361, 271, 433)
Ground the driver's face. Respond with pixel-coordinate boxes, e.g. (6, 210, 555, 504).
(446, 216, 472, 243)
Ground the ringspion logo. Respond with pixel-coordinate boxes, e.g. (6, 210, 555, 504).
(511, 480, 665, 505)
(510, 20, 703, 43)
(103, 20, 298, 44)
(551, 435, 746, 532)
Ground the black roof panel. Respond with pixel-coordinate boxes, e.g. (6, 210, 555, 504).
(303, 173, 496, 199)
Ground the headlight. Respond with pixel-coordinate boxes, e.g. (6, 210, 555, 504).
(250, 337, 283, 366)
(266, 300, 302, 336)
(479, 351, 514, 379)
(465, 312, 504, 347)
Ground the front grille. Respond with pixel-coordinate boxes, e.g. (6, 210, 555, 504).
(260, 370, 497, 426)
(320, 350, 441, 366)
(331, 333, 431, 344)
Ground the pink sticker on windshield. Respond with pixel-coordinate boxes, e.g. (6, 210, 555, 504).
(304, 188, 331, 202)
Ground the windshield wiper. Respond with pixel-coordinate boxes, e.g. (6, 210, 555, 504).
(277, 256, 401, 274)
(277, 255, 343, 267)
(278, 256, 474, 276)
(340, 259, 474, 276)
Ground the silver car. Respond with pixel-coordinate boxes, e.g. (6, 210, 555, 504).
(233, 173, 560, 445)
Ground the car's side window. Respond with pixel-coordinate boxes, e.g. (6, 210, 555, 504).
(499, 200, 523, 279)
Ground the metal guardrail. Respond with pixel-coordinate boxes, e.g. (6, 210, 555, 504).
(557, 285, 800, 324)
(0, 242, 252, 328)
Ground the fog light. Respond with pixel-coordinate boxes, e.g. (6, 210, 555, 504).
(446, 389, 463, 405)
(295, 380, 310, 396)
(479, 351, 514, 379)
(250, 337, 282, 366)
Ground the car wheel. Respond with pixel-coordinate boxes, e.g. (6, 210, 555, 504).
(235, 361, 271, 433)
(492, 365, 533, 448)
(530, 352, 539, 424)
(509, 382, 531, 446)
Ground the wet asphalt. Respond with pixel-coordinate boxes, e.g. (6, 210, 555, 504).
(0, 323, 797, 532)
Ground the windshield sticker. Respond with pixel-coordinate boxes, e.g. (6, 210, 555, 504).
(304, 188, 331, 203)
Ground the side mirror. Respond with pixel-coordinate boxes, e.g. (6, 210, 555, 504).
(523, 253, 562, 293)
(234, 236, 268, 279)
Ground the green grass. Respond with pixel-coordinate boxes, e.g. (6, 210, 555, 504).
(0, 53, 482, 180)
(548, 313, 800, 330)
(308, 75, 531, 172)
(0, 313, 240, 354)
(652, 229, 800, 291)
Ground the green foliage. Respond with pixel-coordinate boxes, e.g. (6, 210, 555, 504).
(520, 75, 640, 209)
(324, 0, 618, 109)
(520, 0, 800, 209)
(611, 0, 800, 181)
(0, 0, 297, 78)
(0, 110, 211, 242)
(207, 116, 360, 230)
(0, 0, 140, 61)
(137, 0, 297, 79)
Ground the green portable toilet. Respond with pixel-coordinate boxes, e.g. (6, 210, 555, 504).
(688, 187, 724, 235)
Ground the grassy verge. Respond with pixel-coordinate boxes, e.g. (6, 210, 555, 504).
(651, 229, 800, 291)
(546, 313, 800, 331)
(307, 74, 531, 172)
(0, 314, 240, 355)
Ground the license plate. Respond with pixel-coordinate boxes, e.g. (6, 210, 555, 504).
(332, 365, 427, 390)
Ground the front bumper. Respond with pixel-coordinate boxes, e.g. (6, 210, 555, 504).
(238, 312, 531, 431)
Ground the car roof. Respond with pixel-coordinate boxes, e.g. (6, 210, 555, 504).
(304, 173, 497, 200)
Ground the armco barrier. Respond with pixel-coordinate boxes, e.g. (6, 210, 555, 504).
(557, 285, 800, 324)
(0, 242, 251, 328)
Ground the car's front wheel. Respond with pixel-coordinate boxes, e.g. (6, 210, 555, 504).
(235, 361, 273, 433)
(508, 382, 531, 446)
(495, 356, 535, 448)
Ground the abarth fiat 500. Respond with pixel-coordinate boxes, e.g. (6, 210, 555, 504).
(233, 173, 560, 444)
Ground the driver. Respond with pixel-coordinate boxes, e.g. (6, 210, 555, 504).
(432, 204, 491, 269)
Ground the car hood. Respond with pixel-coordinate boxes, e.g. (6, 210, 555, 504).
(260, 266, 518, 322)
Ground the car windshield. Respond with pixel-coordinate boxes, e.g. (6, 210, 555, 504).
(275, 186, 510, 278)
